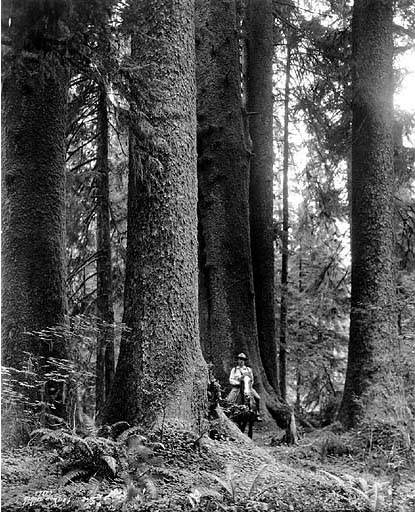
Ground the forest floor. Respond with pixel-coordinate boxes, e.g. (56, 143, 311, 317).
(1, 416, 414, 512)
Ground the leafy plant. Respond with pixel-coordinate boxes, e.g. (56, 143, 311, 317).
(31, 427, 119, 483)
(211, 464, 237, 501)
(319, 432, 354, 461)
(319, 469, 390, 512)
(205, 463, 270, 503)
(188, 486, 223, 509)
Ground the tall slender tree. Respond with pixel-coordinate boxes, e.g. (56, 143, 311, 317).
(279, 37, 292, 401)
(246, 0, 278, 391)
(103, 0, 206, 426)
(95, 83, 115, 414)
(2, 1, 70, 414)
(338, 0, 409, 428)
(93, 9, 116, 415)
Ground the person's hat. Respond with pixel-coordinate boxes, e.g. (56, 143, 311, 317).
(236, 352, 247, 360)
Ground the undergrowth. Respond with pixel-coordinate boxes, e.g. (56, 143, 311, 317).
(2, 417, 414, 512)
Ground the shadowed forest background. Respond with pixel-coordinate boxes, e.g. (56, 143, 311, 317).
(1, 0, 415, 511)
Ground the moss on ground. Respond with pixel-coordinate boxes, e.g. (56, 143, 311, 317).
(1, 420, 414, 512)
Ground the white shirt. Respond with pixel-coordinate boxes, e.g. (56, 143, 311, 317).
(229, 365, 254, 386)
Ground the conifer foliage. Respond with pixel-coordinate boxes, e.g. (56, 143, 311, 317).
(1, 0, 414, 451)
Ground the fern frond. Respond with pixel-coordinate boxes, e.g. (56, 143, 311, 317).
(247, 464, 269, 498)
(138, 474, 158, 500)
(101, 455, 117, 476)
(319, 469, 348, 488)
(211, 474, 234, 499)
(371, 484, 379, 512)
(191, 486, 222, 500)
(31, 427, 91, 453)
(88, 476, 101, 496)
(60, 468, 90, 485)
(225, 464, 236, 499)
(117, 426, 144, 445)
(357, 477, 369, 492)
(30, 428, 65, 446)
(31, 428, 87, 451)
(127, 434, 147, 450)
(148, 441, 166, 451)
(44, 413, 69, 428)
(74, 437, 94, 457)
(128, 443, 154, 462)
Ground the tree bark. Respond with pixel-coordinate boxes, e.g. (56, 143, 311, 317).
(196, 0, 253, 385)
(2, 3, 69, 414)
(196, 0, 294, 437)
(246, 0, 278, 391)
(95, 83, 115, 415)
(337, 0, 409, 429)
(279, 39, 291, 401)
(103, 0, 206, 427)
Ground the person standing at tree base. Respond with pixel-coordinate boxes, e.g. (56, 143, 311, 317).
(226, 353, 262, 421)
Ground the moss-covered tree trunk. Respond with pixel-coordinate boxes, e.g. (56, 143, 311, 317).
(196, 0, 294, 437)
(2, 2, 69, 417)
(103, 0, 206, 426)
(196, 0, 251, 385)
(246, 0, 278, 392)
(337, 0, 409, 429)
(95, 84, 114, 415)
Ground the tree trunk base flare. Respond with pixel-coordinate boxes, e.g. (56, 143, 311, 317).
(264, 390, 297, 444)
(103, 347, 207, 431)
(209, 408, 256, 445)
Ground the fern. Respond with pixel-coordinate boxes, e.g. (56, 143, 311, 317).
(247, 464, 269, 498)
(100, 455, 117, 477)
(60, 468, 90, 485)
(319, 469, 390, 511)
(88, 476, 101, 496)
(127, 444, 155, 463)
(83, 435, 116, 453)
(109, 421, 131, 439)
(116, 426, 143, 445)
(30, 425, 122, 483)
(31, 427, 91, 454)
(148, 441, 166, 451)
(138, 474, 158, 500)
(188, 486, 223, 508)
(211, 464, 236, 500)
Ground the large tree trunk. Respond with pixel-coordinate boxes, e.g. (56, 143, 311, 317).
(2, 2, 69, 418)
(246, 0, 278, 391)
(103, 0, 206, 427)
(95, 84, 115, 415)
(337, 0, 409, 429)
(279, 39, 292, 401)
(196, 0, 294, 437)
(196, 0, 252, 385)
